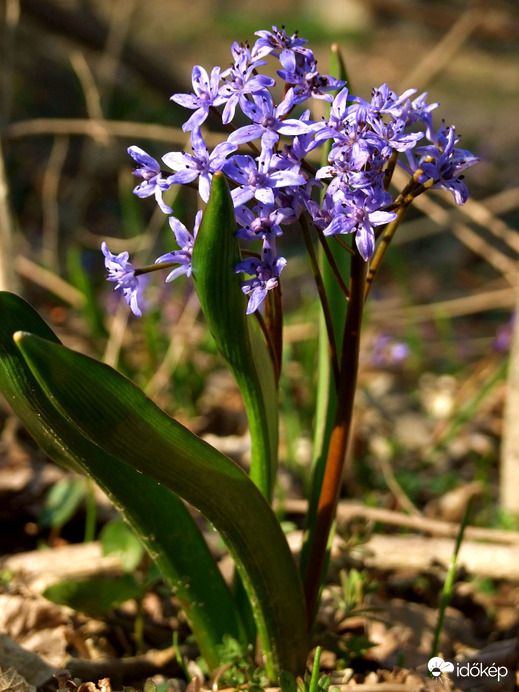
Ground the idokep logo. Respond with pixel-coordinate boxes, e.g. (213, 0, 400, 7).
(427, 656, 509, 685)
(428, 656, 454, 684)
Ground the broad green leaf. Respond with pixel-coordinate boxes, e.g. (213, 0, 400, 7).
(0, 291, 243, 669)
(13, 328, 308, 679)
(43, 574, 142, 617)
(279, 671, 298, 692)
(38, 476, 86, 529)
(191, 172, 278, 501)
(100, 519, 145, 572)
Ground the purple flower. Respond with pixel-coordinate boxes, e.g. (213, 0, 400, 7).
(252, 26, 313, 63)
(228, 88, 313, 149)
(370, 333, 409, 367)
(277, 51, 346, 105)
(235, 250, 287, 313)
(409, 125, 479, 205)
(223, 150, 306, 206)
(274, 109, 321, 167)
(101, 242, 146, 317)
(313, 87, 356, 144)
(171, 65, 225, 132)
(367, 84, 418, 123)
(369, 117, 423, 157)
(399, 91, 439, 127)
(235, 202, 292, 242)
(323, 189, 397, 261)
(127, 146, 173, 214)
(219, 42, 275, 124)
(155, 210, 202, 282)
(305, 193, 338, 231)
(162, 128, 236, 202)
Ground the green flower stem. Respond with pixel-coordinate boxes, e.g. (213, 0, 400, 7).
(265, 282, 283, 384)
(300, 213, 340, 387)
(302, 249, 367, 621)
(365, 203, 410, 300)
(315, 224, 350, 298)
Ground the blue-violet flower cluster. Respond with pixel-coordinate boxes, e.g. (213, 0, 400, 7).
(103, 26, 478, 316)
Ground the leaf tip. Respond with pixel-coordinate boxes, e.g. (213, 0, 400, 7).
(13, 330, 27, 344)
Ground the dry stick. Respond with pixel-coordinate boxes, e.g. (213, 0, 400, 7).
(1, 0, 20, 127)
(102, 299, 130, 368)
(41, 135, 69, 270)
(365, 202, 411, 301)
(96, 0, 139, 104)
(500, 271, 519, 514)
(14, 255, 85, 308)
(145, 292, 201, 399)
(371, 286, 516, 327)
(302, 250, 367, 620)
(282, 498, 519, 545)
(401, 2, 484, 91)
(391, 166, 519, 256)
(17, 0, 187, 98)
(453, 222, 518, 285)
(65, 1, 137, 258)
(483, 187, 519, 216)
(5, 117, 225, 148)
(461, 194, 519, 255)
(70, 51, 107, 132)
(375, 452, 421, 517)
(0, 135, 19, 293)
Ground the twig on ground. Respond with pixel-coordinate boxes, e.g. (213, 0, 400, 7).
(282, 498, 519, 545)
(14, 255, 85, 308)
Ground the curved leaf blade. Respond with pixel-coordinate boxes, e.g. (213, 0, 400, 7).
(13, 328, 308, 679)
(192, 171, 278, 500)
(0, 291, 244, 668)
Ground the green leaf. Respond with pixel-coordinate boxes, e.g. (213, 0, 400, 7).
(13, 327, 308, 679)
(43, 574, 142, 617)
(279, 671, 298, 692)
(191, 171, 278, 501)
(100, 519, 145, 572)
(0, 291, 243, 670)
(38, 476, 86, 529)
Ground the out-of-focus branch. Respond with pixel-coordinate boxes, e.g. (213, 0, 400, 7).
(18, 0, 186, 98)
(501, 273, 519, 516)
(0, 135, 19, 293)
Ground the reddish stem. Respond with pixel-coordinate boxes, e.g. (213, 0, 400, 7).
(302, 249, 367, 621)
